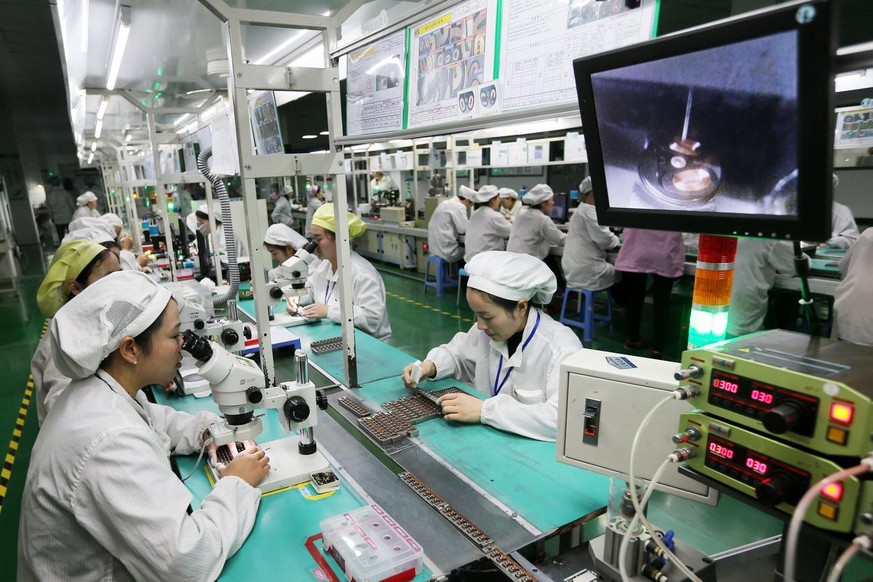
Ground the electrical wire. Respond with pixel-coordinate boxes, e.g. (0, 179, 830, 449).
(626, 392, 703, 582)
(825, 543, 860, 582)
(783, 459, 873, 582)
(180, 438, 212, 482)
(619, 457, 671, 582)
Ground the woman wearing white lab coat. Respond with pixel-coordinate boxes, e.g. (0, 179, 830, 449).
(71, 191, 101, 220)
(402, 252, 582, 441)
(834, 228, 873, 345)
(463, 185, 511, 263)
(19, 271, 268, 581)
(31, 240, 121, 425)
(263, 223, 316, 282)
(427, 185, 474, 263)
(507, 184, 566, 260)
(304, 185, 324, 237)
(562, 177, 621, 291)
(291, 203, 392, 340)
(498, 188, 522, 223)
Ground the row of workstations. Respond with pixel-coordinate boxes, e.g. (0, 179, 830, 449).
(149, 295, 784, 580)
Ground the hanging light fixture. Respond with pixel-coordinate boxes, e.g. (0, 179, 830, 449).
(106, 6, 131, 90)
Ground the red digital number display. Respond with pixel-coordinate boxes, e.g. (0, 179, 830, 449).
(712, 378, 739, 394)
(708, 441, 734, 459)
(750, 389, 774, 404)
(745, 457, 768, 475)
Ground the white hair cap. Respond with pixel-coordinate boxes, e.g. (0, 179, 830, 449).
(522, 184, 554, 205)
(264, 223, 307, 249)
(62, 220, 116, 245)
(68, 217, 115, 237)
(101, 212, 124, 229)
(465, 250, 557, 304)
(76, 191, 98, 206)
(579, 177, 593, 195)
(832, 173, 839, 190)
(283, 185, 294, 195)
(458, 185, 477, 200)
(50, 270, 173, 379)
(473, 184, 499, 204)
(498, 187, 518, 200)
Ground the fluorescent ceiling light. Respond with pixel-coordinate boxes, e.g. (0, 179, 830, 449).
(124, 132, 132, 143)
(96, 95, 109, 120)
(836, 70, 865, 81)
(302, 134, 318, 139)
(185, 88, 211, 95)
(106, 7, 131, 90)
(320, 131, 330, 136)
(253, 30, 305, 65)
(87, 152, 94, 164)
(91, 141, 97, 152)
(94, 119, 103, 139)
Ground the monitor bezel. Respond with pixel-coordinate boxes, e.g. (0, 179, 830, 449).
(573, 0, 835, 241)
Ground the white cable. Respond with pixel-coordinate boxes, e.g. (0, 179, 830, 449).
(181, 438, 213, 482)
(619, 457, 671, 581)
(825, 543, 860, 582)
(784, 459, 873, 582)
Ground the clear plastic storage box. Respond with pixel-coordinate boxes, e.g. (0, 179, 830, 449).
(320, 504, 423, 582)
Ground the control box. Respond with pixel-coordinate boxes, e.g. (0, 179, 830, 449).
(679, 412, 873, 533)
(679, 330, 873, 457)
(557, 349, 717, 505)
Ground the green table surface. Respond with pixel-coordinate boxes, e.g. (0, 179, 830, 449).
(235, 297, 415, 386)
(809, 258, 841, 277)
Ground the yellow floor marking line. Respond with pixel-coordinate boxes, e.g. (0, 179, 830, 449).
(386, 291, 473, 324)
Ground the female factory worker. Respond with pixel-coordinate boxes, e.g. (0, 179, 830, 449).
(263, 222, 317, 281)
(187, 203, 248, 257)
(19, 270, 268, 581)
(31, 240, 121, 425)
(507, 184, 566, 259)
(304, 185, 324, 237)
(401, 251, 583, 441)
(498, 187, 522, 223)
(71, 191, 100, 219)
(291, 203, 392, 340)
(464, 185, 511, 263)
(834, 228, 873, 345)
(562, 177, 621, 291)
(271, 185, 301, 228)
(427, 184, 474, 264)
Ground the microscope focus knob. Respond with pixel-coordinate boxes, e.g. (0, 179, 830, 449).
(754, 473, 799, 506)
(315, 390, 328, 411)
(221, 329, 239, 346)
(194, 319, 206, 330)
(763, 401, 806, 434)
(284, 395, 310, 422)
(269, 286, 283, 299)
(246, 387, 263, 404)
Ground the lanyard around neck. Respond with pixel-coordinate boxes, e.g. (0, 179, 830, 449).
(492, 311, 541, 396)
(323, 280, 336, 304)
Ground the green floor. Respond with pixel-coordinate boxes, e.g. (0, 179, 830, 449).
(0, 250, 689, 579)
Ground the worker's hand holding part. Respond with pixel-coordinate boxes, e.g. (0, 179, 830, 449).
(219, 445, 270, 487)
(402, 359, 436, 388)
(438, 392, 482, 424)
(300, 303, 328, 319)
(285, 296, 300, 315)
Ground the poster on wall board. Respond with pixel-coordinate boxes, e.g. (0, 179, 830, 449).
(407, 0, 499, 128)
(346, 30, 406, 136)
(834, 105, 873, 149)
(499, 0, 657, 112)
(248, 91, 284, 155)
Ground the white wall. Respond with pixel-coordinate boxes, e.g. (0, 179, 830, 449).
(834, 168, 873, 221)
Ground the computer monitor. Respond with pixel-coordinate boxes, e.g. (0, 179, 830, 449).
(550, 192, 568, 222)
(573, 0, 834, 241)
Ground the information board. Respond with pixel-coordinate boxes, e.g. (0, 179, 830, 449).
(407, 0, 499, 128)
(346, 30, 407, 136)
(499, 0, 657, 112)
(835, 104, 873, 149)
(248, 91, 284, 155)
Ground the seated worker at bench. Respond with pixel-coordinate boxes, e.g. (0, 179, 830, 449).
(401, 251, 583, 441)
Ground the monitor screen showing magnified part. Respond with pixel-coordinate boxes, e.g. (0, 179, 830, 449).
(573, 0, 834, 240)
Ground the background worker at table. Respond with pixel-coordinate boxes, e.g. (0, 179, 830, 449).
(19, 271, 268, 581)
(289, 203, 392, 341)
(31, 240, 121, 425)
(561, 176, 622, 293)
(427, 184, 474, 264)
(72, 191, 100, 220)
(464, 185, 511, 263)
(401, 251, 583, 441)
(263, 223, 316, 282)
(498, 187, 522, 223)
(271, 185, 302, 229)
(507, 183, 567, 287)
(304, 185, 324, 237)
(833, 227, 873, 346)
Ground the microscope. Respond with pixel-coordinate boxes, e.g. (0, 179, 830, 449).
(181, 329, 330, 491)
(264, 239, 319, 327)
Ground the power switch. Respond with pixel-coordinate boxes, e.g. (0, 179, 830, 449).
(583, 398, 601, 445)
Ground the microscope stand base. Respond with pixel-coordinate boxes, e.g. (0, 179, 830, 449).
(257, 436, 329, 494)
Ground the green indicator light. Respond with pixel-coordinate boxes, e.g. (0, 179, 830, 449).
(153, 81, 160, 91)
(157, 68, 163, 76)
(688, 309, 729, 349)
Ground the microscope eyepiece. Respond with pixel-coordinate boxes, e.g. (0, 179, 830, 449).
(302, 239, 318, 254)
(181, 329, 213, 361)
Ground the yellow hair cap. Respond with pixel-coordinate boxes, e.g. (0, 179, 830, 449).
(37, 240, 106, 318)
(311, 203, 368, 239)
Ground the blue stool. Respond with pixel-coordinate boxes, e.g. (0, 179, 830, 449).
(456, 267, 469, 306)
(423, 255, 458, 297)
(559, 287, 614, 345)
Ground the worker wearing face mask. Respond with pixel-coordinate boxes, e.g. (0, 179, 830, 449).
(464, 185, 511, 263)
(19, 271, 267, 581)
(401, 251, 583, 441)
(72, 191, 101, 220)
(186, 203, 248, 258)
(498, 187, 522, 223)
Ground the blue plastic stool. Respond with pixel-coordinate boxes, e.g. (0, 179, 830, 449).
(559, 287, 614, 345)
(423, 255, 458, 297)
(456, 267, 469, 306)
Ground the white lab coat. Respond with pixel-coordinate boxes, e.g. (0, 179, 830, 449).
(18, 369, 260, 582)
(202, 224, 248, 259)
(119, 249, 141, 271)
(464, 206, 511, 263)
(834, 228, 873, 346)
(271, 196, 295, 228)
(302, 252, 392, 340)
(507, 207, 566, 260)
(31, 332, 68, 426)
(500, 200, 522, 223)
(72, 206, 101, 220)
(305, 198, 323, 237)
(827, 202, 860, 249)
(728, 239, 799, 337)
(370, 175, 397, 196)
(425, 309, 582, 441)
(562, 203, 620, 291)
(427, 196, 468, 263)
